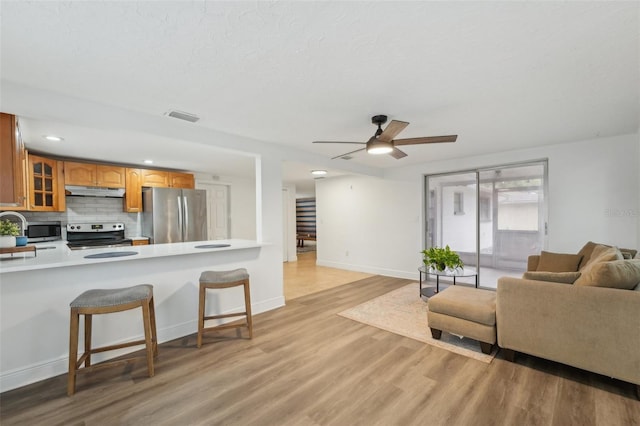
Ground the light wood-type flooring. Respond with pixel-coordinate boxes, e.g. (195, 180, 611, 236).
(2, 275, 639, 425)
(284, 250, 373, 300)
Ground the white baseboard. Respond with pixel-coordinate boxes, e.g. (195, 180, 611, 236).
(316, 259, 419, 281)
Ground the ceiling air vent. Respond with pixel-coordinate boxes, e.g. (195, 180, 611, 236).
(165, 110, 200, 123)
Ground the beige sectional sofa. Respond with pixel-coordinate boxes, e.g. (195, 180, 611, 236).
(496, 242, 640, 398)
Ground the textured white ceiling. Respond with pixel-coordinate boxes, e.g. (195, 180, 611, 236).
(1, 1, 638, 185)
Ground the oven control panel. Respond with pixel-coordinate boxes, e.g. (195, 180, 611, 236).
(67, 222, 125, 233)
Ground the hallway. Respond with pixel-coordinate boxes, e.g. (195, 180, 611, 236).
(283, 251, 374, 301)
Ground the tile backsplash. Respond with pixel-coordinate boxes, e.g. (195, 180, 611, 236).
(21, 197, 141, 238)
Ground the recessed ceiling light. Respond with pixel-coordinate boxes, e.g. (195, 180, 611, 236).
(311, 170, 327, 176)
(143, 159, 154, 164)
(44, 135, 64, 142)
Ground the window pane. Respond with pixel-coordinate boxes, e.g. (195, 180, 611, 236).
(426, 161, 548, 291)
(34, 193, 43, 206)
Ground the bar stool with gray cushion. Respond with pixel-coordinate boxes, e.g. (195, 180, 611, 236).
(68, 284, 158, 396)
(198, 268, 253, 348)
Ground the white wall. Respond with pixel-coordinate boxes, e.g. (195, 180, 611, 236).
(225, 176, 257, 240)
(316, 175, 422, 279)
(317, 133, 639, 280)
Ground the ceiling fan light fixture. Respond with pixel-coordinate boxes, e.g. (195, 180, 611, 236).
(366, 137, 393, 155)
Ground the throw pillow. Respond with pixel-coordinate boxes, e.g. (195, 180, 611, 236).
(577, 242, 633, 267)
(574, 259, 640, 289)
(577, 241, 599, 268)
(578, 244, 622, 271)
(619, 248, 638, 259)
(522, 271, 581, 284)
(536, 251, 583, 272)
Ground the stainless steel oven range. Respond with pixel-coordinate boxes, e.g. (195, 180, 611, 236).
(66, 222, 133, 250)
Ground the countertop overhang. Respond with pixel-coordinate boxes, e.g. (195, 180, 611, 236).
(0, 239, 263, 274)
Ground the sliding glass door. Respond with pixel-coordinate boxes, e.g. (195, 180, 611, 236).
(425, 160, 547, 289)
(426, 172, 479, 287)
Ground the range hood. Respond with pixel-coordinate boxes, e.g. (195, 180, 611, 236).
(65, 185, 125, 198)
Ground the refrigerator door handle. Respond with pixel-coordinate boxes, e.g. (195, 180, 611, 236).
(183, 195, 189, 237)
(177, 196, 183, 238)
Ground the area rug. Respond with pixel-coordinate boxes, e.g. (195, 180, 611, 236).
(338, 284, 497, 363)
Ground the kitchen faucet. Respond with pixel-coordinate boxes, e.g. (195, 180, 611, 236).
(0, 211, 27, 235)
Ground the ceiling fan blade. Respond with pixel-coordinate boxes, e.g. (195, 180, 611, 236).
(331, 147, 366, 160)
(389, 147, 407, 159)
(393, 135, 458, 146)
(313, 141, 366, 145)
(378, 120, 409, 142)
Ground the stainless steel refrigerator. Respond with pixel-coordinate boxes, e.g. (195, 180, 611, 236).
(141, 187, 208, 244)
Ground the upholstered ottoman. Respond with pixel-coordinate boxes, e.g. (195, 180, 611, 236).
(427, 286, 497, 354)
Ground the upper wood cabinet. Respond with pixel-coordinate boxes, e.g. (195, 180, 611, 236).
(126, 168, 194, 212)
(27, 154, 66, 212)
(141, 169, 170, 188)
(0, 113, 27, 210)
(64, 161, 126, 188)
(124, 168, 143, 213)
(141, 169, 194, 189)
(169, 172, 195, 189)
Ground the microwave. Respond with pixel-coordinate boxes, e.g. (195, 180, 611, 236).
(26, 221, 62, 242)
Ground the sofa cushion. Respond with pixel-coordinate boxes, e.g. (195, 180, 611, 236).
(522, 271, 582, 284)
(536, 251, 582, 272)
(574, 259, 640, 289)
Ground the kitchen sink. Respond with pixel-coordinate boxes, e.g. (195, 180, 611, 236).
(84, 251, 138, 259)
(194, 244, 231, 249)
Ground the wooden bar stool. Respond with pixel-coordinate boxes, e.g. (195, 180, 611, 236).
(68, 284, 158, 396)
(197, 268, 253, 348)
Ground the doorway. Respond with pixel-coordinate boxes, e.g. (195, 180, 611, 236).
(425, 160, 548, 288)
(197, 182, 230, 240)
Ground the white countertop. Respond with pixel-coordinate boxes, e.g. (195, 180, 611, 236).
(0, 239, 263, 273)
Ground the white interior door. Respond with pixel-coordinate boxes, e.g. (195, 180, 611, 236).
(197, 182, 229, 240)
(210, 184, 229, 240)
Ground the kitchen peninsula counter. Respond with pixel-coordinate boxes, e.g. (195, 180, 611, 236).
(0, 239, 263, 273)
(0, 238, 283, 392)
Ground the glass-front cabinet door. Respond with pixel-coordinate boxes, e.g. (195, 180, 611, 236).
(28, 154, 66, 211)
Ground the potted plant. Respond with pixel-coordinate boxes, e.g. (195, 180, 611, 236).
(0, 219, 20, 248)
(422, 245, 464, 272)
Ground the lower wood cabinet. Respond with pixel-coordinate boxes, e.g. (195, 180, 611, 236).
(132, 239, 149, 246)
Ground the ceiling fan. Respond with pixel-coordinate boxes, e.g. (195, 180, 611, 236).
(313, 115, 457, 159)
